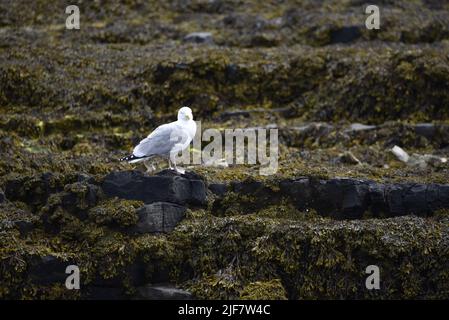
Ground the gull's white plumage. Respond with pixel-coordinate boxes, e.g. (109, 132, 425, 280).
(120, 107, 196, 173)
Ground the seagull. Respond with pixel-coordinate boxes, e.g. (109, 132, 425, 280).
(120, 107, 196, 174)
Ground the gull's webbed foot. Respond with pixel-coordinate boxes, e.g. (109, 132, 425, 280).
(143, 159, 156, 174)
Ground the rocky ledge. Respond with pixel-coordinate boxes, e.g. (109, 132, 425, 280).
(212, 177, 449, 219)
(102, 170, 207, 206)
(1, 169, 449, 299)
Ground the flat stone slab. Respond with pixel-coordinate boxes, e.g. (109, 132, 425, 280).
(131, 202, 186, 234)
(102, 170, 206, 206)
(280, 178, 449, 218)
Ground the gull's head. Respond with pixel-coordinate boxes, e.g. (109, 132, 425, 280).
(178, 106, 194, 121)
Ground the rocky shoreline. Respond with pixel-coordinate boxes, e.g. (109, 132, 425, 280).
(1, 0, 449, 299)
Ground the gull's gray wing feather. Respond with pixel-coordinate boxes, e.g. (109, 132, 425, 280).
(133, 122, 185, 157)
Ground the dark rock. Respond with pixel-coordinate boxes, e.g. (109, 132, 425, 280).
(209, 183, 228, 196)
(232, 179, 264, 194)
(28, 255, 72, 285)
(386, 184, 406, 215)
(62, 182, 99, 214)
(280, 178, 311, 209)
(135, 284, 193, 300)
(225, 63, 240, 83)
(403, 184, 428, 216)
(15, 220, 34, 235)
(313, 179, 341, 214)
(4, 172, 61, 207)
(426, 184, 440, 211)
(102, 170, 207, 206)
(367, 183, 387, 215)
(312, 178, 368, 218)
(0, 189, 5, 203)
(76, 173, 95, 184)
(131, 202, 186, 234)
(330, 26, 361, 44)
(183, 32, 214, 44)
(438, 185, 449, 207)
(415, 123, 436, 139)
(340, 181, 368, 218)
(190, 180, 207, 204)
(283, 177, 449, 218)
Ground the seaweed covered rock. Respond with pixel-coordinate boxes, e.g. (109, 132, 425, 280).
(4, 172, 65, 209)
(1, 0, 449, 301)
(240, 279, 287, 300)
(174, 215, 449, 299)
(88, 198, 142, 228)
(0, 201, 36, 235)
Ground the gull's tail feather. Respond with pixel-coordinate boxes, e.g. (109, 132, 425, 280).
(119, 154, 146, 163)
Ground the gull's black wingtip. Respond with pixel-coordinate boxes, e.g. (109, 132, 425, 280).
(119, 154, 141, 162)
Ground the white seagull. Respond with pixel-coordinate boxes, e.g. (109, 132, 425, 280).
(120, 107, 196, 174)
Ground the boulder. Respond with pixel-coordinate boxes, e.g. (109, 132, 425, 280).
(283, 177, 449, 218)
(62, 182, 100, 213)
(102, 170, 207, 206)
(209, 183, 228, 196)
(415, 123, 436, 139)
(330, 26, 361, 44)
(131, 202, 186, 234)
(28, 255, 72, 285)
(4, 172, 61, 207)
(15, 220, 34, 235)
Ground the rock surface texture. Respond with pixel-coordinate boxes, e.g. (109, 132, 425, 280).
(132, 202, 187, 234)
